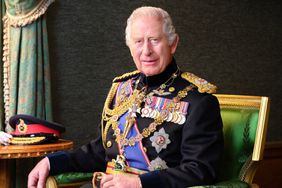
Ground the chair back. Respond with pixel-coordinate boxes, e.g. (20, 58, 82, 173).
(214, 94, 270, 184)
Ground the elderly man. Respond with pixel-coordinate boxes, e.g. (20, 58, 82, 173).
(28, 6, 223, 188)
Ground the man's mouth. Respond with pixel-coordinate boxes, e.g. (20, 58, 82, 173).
(142, 59, 157, 64)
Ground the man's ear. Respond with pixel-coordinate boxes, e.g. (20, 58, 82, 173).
(170, 35, 179, 54)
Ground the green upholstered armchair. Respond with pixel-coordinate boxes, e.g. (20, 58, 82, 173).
(46, 94, 270, 188)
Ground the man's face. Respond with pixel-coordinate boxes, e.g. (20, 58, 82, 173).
(128, 16, 178, 76)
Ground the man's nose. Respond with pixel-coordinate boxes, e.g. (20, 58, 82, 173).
(143, 41, 152, 56)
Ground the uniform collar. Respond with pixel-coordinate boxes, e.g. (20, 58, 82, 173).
(138, 59, 179, 88)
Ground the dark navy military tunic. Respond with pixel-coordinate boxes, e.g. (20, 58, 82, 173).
(48, 60, 224, 188)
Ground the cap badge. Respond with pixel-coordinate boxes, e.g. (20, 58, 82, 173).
(150, 128, 171, 153)
(18, 119, 28, 133)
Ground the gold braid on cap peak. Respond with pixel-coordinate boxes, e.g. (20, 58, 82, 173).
(113, 70, 140, 83)
(181, 72, 217, 94)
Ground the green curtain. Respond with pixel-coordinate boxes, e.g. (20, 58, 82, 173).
(1, 0, 54, 187)
(2, 0, 54, 129)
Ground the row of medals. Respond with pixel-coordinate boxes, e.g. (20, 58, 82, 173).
(140, 95, 186, 125)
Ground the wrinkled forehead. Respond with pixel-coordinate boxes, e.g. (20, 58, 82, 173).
(130, 16, 164, 35)
(131, 15, 163, 26)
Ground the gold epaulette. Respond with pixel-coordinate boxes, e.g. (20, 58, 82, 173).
(181, 72, 217, 94)
(113, 70, 140, 83)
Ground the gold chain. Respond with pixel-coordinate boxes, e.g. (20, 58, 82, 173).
(148, 68, 180, 97)
(101, 69, 190, 148)
(110, 85, 193, 148)
(102, 82, 145, 147)
(112, 112, 165, 147)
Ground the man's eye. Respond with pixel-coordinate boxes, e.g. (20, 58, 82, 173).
(150, 39, 158, 44)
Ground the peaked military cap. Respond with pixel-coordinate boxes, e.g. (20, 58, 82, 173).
(9, 114, 65, 145)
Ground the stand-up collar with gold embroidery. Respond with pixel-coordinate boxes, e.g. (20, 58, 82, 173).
(137, 59, 179, 88)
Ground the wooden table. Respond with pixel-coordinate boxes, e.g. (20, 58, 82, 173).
(0, 139, 73, 188)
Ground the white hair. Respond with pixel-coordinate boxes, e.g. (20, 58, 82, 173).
(125, 6, 177, 46)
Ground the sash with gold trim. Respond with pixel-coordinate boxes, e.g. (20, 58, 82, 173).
(117, 112, 150, 171)
(114, 80, 150, 171)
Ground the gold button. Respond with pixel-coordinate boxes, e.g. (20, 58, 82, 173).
(143, 147, 147, 152)
(169, 87, 175, 93)
(106, 141, 112, 148)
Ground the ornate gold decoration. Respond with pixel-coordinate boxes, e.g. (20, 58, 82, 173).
(113, 70, 140, 83)
(173, 85, 195, 102)
(168, 87, 175, 93)
(106, 141, 112, 148)
(150, 68, 180, 96)
(181, 72, 217, 94)
(102, 68, 180, 147)
(102, 89, 192, 149)
(10, 136, 46, 145)
(101, 70, 194, 151)
(101, 77, 195, 172)
(112, 155, 127, 172)
(101, 83, 145, 147)
(115, 81, 131, 107)
(18, 119, 28, 133)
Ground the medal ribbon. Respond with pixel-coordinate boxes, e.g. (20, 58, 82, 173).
(148, 96, 189, 115)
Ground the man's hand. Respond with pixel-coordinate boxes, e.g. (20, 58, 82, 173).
(28, 157, 50, 188)
(100, 174, 141, 188)
(0, 131, 12, 145)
